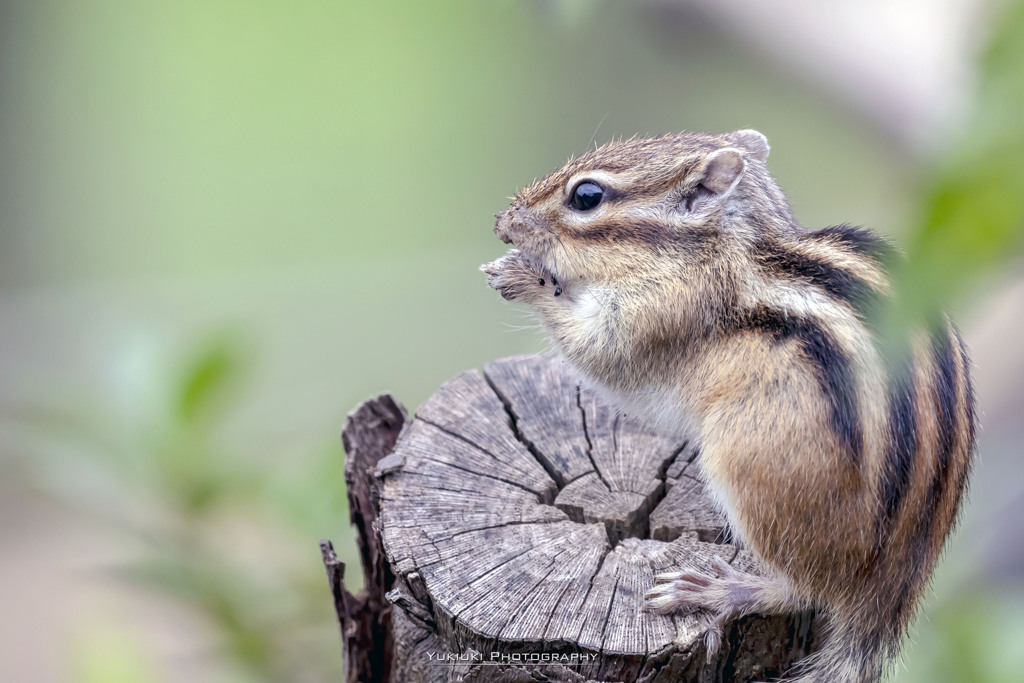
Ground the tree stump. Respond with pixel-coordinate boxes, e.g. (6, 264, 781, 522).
(324, 354, 820, 683)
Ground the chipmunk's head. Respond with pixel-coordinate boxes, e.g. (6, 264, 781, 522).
(492, 130, 786, 290)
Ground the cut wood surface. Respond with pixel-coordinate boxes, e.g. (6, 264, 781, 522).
(327, 354, 819, 683)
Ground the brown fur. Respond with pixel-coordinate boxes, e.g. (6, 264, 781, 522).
(482, 131, 976, 683)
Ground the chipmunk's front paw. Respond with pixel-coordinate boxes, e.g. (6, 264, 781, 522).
(645, 556, 743, 659)
(645, 556, 733, 612)
(481, 251, 542, 302)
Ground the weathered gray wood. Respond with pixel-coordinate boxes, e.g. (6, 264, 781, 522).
(332, 355, 820, 682)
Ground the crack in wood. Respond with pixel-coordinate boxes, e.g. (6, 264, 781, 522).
(483, 368, 569, 490)
(573, 544, 611, 643)
(491, 545, 574, 643)
(612, 413, 621, 456)
(562, 469, 597, 487)
(416, 416, 506, 464)
(539, 567, 576, 644)
(443, 518, 567, 541)
(576, 384, 612, 492)
(597, 574, 622, 655)
(398, 469, 538, 499)
(416, 417, 554, 501)
(658, 442, 691, 483)
(463, 545, 540, 592)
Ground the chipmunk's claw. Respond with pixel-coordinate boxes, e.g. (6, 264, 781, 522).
(703, 616, 727, 661)
(645, 556, 743, 659)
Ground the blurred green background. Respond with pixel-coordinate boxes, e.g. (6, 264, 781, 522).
(1, 1, 1022, 681)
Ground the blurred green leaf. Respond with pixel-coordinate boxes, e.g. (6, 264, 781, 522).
(176, 336, 249, 426)
(899, 0, 1024, 318)
(21, 329, 351, 681)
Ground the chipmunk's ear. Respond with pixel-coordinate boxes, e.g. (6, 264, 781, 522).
(725, 129, 769, 162)
(699, 148, 746, 195)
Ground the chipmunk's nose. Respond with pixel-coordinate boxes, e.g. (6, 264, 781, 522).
(494, 205, 541, 245)
(494, 208, 516, 244)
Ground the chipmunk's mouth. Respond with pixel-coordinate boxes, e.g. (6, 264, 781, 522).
(514, 243, 560, 282)
(525, 251, 557, 282)
(500, 223, 559, 265)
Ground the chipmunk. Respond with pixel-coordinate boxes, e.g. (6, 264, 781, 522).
(481, 130, 976, 683)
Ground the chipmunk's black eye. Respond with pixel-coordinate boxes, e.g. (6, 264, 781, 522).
(570, 181, 603, 211)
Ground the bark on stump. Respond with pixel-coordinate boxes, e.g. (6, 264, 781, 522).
(324, 354, 819, 683)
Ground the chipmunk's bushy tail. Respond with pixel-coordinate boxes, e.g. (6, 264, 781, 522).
(781, 613, 893, 683)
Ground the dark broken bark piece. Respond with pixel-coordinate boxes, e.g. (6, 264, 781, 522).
(322, 394, 408, 683)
